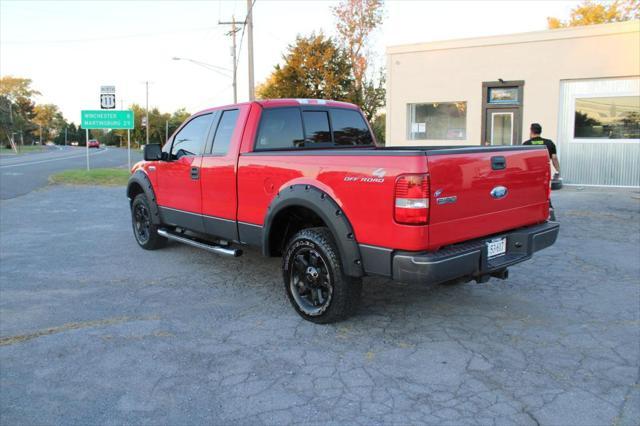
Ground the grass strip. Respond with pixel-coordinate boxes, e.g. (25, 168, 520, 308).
(49, 168, 130, 186)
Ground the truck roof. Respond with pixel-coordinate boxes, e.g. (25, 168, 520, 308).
(194, 98, 359, 116)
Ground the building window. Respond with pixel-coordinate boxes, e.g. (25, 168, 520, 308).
(574, 96, 640, 139)
(407, 102, 466, 140)
(488, 87, 519, 104)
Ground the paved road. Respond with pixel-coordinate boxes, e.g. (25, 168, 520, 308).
(0, 146, 141, 200)
(1, 186, 638, 425)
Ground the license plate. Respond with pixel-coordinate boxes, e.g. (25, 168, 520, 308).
(486, 238, 507, 258)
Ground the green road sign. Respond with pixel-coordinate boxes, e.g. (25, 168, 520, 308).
(81, 110, 134, 129)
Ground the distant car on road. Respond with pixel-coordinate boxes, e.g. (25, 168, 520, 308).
(70, 142, 79, 146)
(88, 139, 100, 149)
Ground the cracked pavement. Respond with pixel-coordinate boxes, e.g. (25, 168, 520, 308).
(1, 185, 638, 425)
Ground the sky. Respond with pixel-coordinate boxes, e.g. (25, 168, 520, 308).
(0, 0, 579, 123)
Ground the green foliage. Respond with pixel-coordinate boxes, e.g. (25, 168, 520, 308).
(548, 0, 639, 28)
(1, 74, 190, 148)
(110, 104, 191, 148)
(0, 76, 41, 100)
(33, 104, 65, 142)
(257, 1, 386, 122)
(0, 76, 41, 145)
(370, 112, 386, 145)
(333, 0, 385, 120)
(257, 33, 355, 101)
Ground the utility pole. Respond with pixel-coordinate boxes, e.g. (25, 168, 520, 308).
(247, 0, 255, 101)
(145, 81, 149, 146)
(165, 120, 169, 143)
(64, 127, 67, 146)
(219, 16, 242, 103)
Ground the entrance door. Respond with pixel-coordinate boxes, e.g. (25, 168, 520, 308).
(482, 81, 524, 145)
(486, 108, 518, 145)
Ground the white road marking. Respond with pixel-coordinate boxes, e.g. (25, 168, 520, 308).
(0, 148, 109, 169)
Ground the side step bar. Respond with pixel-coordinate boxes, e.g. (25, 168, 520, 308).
(157, 229, 242, 257)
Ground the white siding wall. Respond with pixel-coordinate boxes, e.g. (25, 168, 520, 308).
(558, 78, 640, 187)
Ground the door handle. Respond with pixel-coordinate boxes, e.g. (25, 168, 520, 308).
(190, 167, 200, 180)
(491, 156, 506, 170)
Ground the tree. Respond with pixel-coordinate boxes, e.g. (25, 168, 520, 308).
(257, 33, 354, 101)
(370, 112, 385, 144)
(32, 104, 64, 142)
(333, 0, 385, 121)
(548, 0, 639, 29)
(0, 76, 41, 146)
(0, 76, 41, 101)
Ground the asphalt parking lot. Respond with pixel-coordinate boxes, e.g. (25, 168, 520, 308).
(1, 185, 638, 425)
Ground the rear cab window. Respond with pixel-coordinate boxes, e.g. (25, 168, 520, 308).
(254, 106, 373, 151)
(330, 108, 373, 146)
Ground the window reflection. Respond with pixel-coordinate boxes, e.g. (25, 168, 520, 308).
(574, 96, 640, 139)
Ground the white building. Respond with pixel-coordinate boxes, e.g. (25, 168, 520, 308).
(386, 21, 640, 187)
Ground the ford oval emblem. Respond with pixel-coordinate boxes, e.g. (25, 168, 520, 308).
(490, 186, 508, 199)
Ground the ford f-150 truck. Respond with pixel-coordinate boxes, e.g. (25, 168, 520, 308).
(127, 99, 559, 323)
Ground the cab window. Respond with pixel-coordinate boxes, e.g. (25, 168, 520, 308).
(255, 108, 304, 150)
(302, 111, 332, 145)
(211, 109, 239, 155)
(170, 113, 212, 159)
(330, 108, 373, 146)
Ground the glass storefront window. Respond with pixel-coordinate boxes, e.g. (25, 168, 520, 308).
(489, 87, 519, 104)
(574, 96, 640, 139)
(407, 102, 467, 140)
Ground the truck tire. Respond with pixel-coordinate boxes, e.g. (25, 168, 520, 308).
(131, 193, 167, 250)
(282, 227, 362, 324)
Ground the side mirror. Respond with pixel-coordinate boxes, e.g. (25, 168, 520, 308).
(143, 144, 162, 161)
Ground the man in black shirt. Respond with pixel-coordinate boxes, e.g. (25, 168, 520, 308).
(524, 123, 559, 219)
(523, 123, 561, 175)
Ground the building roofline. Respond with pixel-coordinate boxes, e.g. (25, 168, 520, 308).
(386, 20, 640, 55)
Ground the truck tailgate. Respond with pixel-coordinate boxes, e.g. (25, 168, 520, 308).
(426, 147, 550, 249)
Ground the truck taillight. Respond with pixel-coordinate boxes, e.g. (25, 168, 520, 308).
(394, 174, 429, 225)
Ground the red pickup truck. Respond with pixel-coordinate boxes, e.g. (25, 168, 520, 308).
(127, 99, 558, 323)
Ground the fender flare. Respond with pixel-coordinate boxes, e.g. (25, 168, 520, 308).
(263, 184, 364, 278)
(126, 170, 162, 225)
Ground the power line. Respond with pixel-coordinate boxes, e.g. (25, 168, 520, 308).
(2, 26, 218, 45)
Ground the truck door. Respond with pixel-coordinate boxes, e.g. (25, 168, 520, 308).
(200, 106, 246, 241)
(155, 113, 214, 233)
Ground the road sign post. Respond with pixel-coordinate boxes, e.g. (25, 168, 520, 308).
(81, 109, 135, 171)
(85, 129, 90, 170)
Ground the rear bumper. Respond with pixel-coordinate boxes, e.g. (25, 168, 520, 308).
(390, 221, 559, 284)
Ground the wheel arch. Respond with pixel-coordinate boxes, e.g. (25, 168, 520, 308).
(127, 170, 162, 225)
(263, 184, 364, 278)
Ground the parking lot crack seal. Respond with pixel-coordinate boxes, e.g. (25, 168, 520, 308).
(0, 315, 160, 346)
